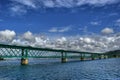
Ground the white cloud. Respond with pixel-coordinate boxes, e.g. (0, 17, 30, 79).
(59, 27, 71, 32)
(83, 38, 94, 44)
(77, 0, 119, 6)
(55, 0, 75, 8)
(10, 5, 27, 15)
(90, 21, 100, 26)
(115, 19, 120, 26)
(101, 28, 114, 34)
(11, 0, 37, 9)
(22, 31, 35, 42)
(56, 37, 67, 44)
(49, 28, 58, 32)
(34, 37, 48, 46)
(9, 0, 120, 15)
(0, 30, 16, 42)
(1, 30, 120, 53)
(10, 0, 37, 15)
(47, 0, 119, 8)
(116, 19, 120, 23)
(49, 26, 71, 33)
(12, 39, 29, 46)
(13, 31, 50, 47)
(42, 0, 55, 8)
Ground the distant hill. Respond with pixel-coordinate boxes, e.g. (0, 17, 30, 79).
(106, 50, 120, 54)
(105, 50, 120, 58)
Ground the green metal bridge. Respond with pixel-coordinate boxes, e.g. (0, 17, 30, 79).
(0, 44, 111, 65)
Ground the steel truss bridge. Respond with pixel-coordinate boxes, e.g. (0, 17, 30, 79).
(0, 44, 116, 65)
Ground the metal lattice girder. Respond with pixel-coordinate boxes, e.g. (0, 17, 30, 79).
(28, 50, 61, 58)
(0, 44, 104, 59)
(64, 52, 93, 58)
(0, 44, 102, 54)
(0, 48, 21, 58)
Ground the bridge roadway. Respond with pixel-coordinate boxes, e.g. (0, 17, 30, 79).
(0, 44, 108, 65)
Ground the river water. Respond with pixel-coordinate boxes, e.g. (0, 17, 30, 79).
(0, 58, 120, 80)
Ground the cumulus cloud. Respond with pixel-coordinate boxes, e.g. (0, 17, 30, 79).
(12, 31, 50, 47)
(33, 36, 49, 47)
(1, 29, 120, 53)
(12, 39, 29, 46)
(0, 30, 16, 42)
(22, 31, 35, 42)
(101, 28, 114, 34)
(83, 37, 94, 44)
(56, 37, 67, 44)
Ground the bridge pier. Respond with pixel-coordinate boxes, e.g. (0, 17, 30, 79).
(100, 55, 104, 59)
(80, 57, 84, 61)
(80, 54, 85, 61)
(104, 55, 108, 59)
(116, 55, 119, 58)
(113, 55, 119, 58)
(21, 58, 28, 65)
(21, 49, 28, 65)
(99, 55, 102, 59)
(61, 58, 67, 63)
(91, 54, 95, 60)
(61, 52, 67, 63)
(91, 57, 95, 60)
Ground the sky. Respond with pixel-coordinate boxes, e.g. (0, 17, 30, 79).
(0, 0, 120, 53)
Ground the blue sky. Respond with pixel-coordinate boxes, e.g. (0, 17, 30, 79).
(0, 0, 120, 36)
(1, 0, 120, 52)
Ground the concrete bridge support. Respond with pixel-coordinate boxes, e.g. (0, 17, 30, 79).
(91, 57, 95, 60)
(80, 57, 84, 61)
(91, 54, 95, 60)
(101, 55, 104, 59)
(113, 55, 119, 58)
(21, 49, 28, 65)
(99, 55, 102, 59)
(61, 52, 67, 63)
(61, 58, 67, 63)
(104, 55, 108, 59)
(116, 55, 119, 58)
(97, 54, 103, 59)
(80, 54, 85, 61)
(21, 58, 28, 65)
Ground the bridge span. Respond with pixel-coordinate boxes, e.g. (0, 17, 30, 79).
(0, 44, 109, 65)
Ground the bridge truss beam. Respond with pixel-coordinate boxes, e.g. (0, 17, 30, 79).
(0, 44, 104, 65)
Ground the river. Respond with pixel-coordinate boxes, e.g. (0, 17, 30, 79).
(0, 58, 120, 80)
